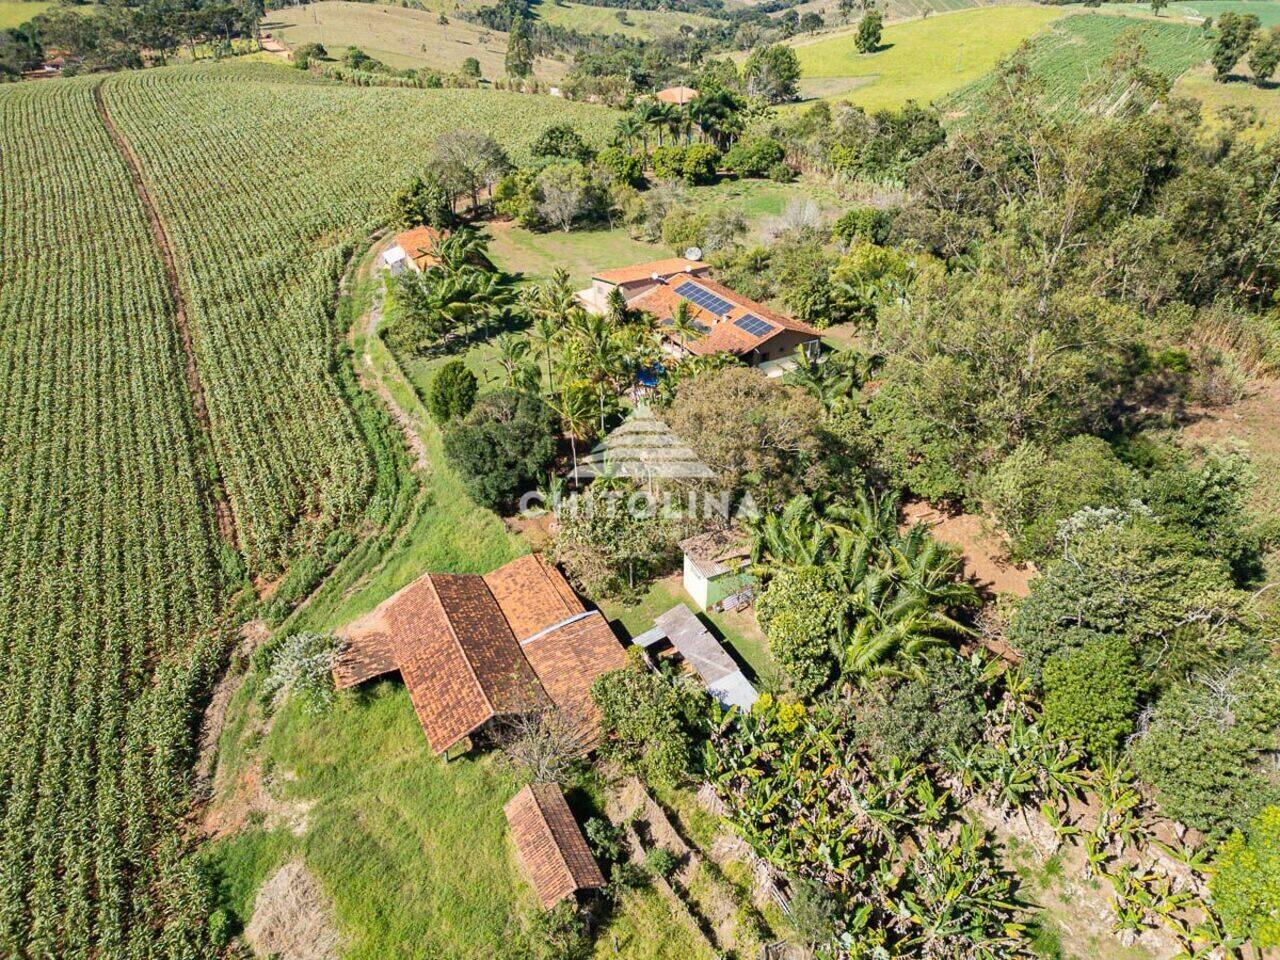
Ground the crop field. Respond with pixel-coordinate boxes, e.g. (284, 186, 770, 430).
(947, 14, 1213, 120)
(785, 6, 1068, 109)
(0, 62, 616, 955)
(531, 0, 718, 39)
(267, 1, 568, 79)
(0, 77, 227, 956)
(0, 1, 49, 28)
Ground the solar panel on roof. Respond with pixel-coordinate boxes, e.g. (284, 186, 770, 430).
(733, 314, 775, 338)
(674, 281, 735, 317)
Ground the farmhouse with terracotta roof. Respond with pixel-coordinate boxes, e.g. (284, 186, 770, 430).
(505, 783, 606, 909)
(579, 257, 822, 375)
(381, 226, 448, 275)
(655, 85, 698, 106)
(332, 554, 626, 755)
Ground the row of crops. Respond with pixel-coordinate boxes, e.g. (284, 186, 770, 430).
(0, 78, 228, 957)
(0, 62, 616, 954)
(101, 63, 617, 574)
(946, 14, 1213, 119)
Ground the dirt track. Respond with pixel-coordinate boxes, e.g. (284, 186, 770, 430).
(93, 80, 239, 547)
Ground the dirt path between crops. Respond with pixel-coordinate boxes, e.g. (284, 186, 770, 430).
(347, 236, 431, 472)
(93, 80, 239, 549)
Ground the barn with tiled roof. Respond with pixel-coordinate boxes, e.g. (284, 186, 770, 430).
(332, 555, 626, 755)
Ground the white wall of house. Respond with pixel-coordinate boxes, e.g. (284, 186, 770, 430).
(382, 245, 409, 275)
(683, 555, 711, 611)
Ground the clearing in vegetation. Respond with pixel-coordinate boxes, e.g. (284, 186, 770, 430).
(1112, 0, 1280, 27)
(1175, 63, 1280, 136)
(777, 0, 1023, 30)
(947, 14, 1213, 119)
(784, 6, 1069, 109)
(267, 0, 567, 79)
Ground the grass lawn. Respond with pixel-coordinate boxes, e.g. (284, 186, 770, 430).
(266, 0, 568, 79)
(0, 1, 49, 28)
(1174, 64, 1280, 137)
(486, 219, 669, 288)
(686, 175, 842, 227)
(598, 574, 779, 687)
(784, 5, 1069, 109)
(779, 0, 1026, 28)
(532, 0, 717, 39)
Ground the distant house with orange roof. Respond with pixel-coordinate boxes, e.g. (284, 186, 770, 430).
(332, 554, 627, 756)
(580, 258, 822, 375)
(382, 225, 448, 275)
(655, 85, 698, 106)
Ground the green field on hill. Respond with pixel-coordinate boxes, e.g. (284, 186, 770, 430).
(1112, 0, 1280, 26)
(947, 13, 1212, 119)
(268, 0, 568, 78)
(777, 0, 1024, 30)
(785, 6, 1067, 109)
(0, 1, 49, 28)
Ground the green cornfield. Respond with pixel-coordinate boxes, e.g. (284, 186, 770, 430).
(947, 14, 1213, 119)
(0, 62, 615, 956)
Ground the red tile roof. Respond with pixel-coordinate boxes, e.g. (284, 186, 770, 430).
(505, 783, 605, 909)
(521, 611, 628, 744)
(333, 556, 624, 755)
(655, 85, 698, 105)
(393, 226, 448, 271)
(592, 258, 708, 285)
(629, 275, 822, 357)
(485, 554, 585, 641)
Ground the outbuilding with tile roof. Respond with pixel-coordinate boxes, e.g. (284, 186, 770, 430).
(505, 783, 605, 909)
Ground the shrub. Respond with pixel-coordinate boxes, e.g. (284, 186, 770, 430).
(767, 161, 796, 182)
(595, 146, 644, 186)
(261, 632, 341, 715)
(644, 847, 680, 879)
(461, 56, 481, 78)
(426, 359, 478, 424)
(391, 170, 457, 229)
(293, 42, 327, 69)
(832, 206, 892, 246)
(725, 137, 785, 178)
(1210, 805, 1280, 947)
(862, 653, 986, 764)
(1041, 635, 1140, 760)
(650, 145, 687, 182)
(681, 143, 721, 185)
(442, 389, 557, 510)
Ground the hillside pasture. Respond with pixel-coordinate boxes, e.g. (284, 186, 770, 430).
(1175, 63, 1280, 136)
(773, 0, 1024, 31)
(0, 1, 50, 28)
(784, 6, 1068, 109)
(946, 14, 1212, 120)
(531, 0, 719, 39)
(1102, 0, 1280, 26)
(267, 0, 568, 78)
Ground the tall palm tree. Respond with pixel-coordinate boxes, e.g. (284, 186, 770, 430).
(550, 384, 596, 487)
(635, 102, 660, 153)
(648, 101, 677, 147)
(494, 332, 530, 388)
(688, 89, 744, 150)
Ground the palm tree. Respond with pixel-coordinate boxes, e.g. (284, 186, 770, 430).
(614, 114, 643, 154)
(635, 102, 660, 153)
(494, 332, 530, 388)
(550, 384, 596, 486)
(648, 101, 677, 147)
(667, 300, 702, 352)
(688, 89, 744, 150)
